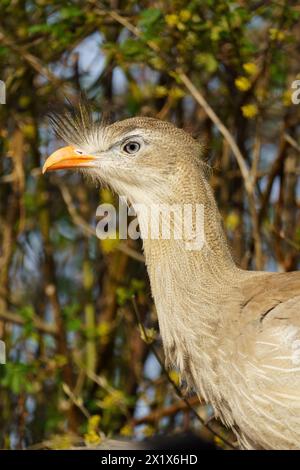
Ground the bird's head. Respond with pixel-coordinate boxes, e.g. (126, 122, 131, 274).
(43, 106, 204, 204)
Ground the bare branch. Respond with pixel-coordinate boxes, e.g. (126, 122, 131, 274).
(178, 72, 253, 195)
(131, 396, 200, 426)
(0, 310, 57, 335)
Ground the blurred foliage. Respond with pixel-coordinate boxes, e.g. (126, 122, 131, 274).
(0, 0, 299, 449)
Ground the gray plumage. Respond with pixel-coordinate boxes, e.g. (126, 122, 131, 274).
(44, 108, 300, 449)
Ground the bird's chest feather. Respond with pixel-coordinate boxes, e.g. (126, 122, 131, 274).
(148, 260, 232, 410)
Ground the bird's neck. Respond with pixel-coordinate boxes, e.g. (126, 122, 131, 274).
(140, 159, 239, 299)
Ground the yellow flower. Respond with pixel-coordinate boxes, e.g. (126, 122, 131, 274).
(143, 425, 155, 437)
(97, 321, 111, 342)
(22, 123, 36, 139)
(155, 85, 168, 98)
(243, 62, 258, 76)
(139, 326, 157, 344)
(101, 188, 114, 203)
(165, 14, 178, 27)
(169, 87, 185, 100)
(214, 435, 227, 449)
(269, 28, 285, 41)
(100, 236, 120, 254)
(84, 414, 102, 445)
(282, 90, 292, 106)
(226, 212, 240, 231)
(179, 10, 191, 22)
(120, 424, 133, 437)
(169, 369, 180, 386)
(18, 96, 31, 108)
(235, 77, 251, 91)
(149, 57, 165, 71)
(88, 414, 101, 432)
(177, 22, 186, 31)
(241, 104, 258, 119)
(192, 14, 201, 22)
(84, 430, 101, 446)
(102, 390, 125, 408)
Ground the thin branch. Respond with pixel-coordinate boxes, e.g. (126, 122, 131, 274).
(284, 132, 300, 153)
(62, 383, 90, 419)
(131, 396, 200, 426)
(250, 125, 262, 183)
(258, 129, 288, 226)
(269, 225, 300, 251)
(178, 71, 253, 195)
(0, 30, 65, 90)
(0, 310, 57, 335)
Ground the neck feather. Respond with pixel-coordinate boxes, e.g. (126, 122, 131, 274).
(134, 160, 244, 401)
(141, 159, 239, 294)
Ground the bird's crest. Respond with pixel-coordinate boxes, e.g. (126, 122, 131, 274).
(47, 98, 109, 147)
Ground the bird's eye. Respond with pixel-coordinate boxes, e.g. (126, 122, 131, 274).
(123, 141, 140, 154)
(74, 149, 84, 155)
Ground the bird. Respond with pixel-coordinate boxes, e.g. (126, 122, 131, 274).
(43, 107, 300, 450)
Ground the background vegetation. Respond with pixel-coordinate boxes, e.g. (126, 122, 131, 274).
(0, 0, 299, 449)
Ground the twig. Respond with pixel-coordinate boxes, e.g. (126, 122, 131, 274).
(131, 297, 236, 449)
(178, 71, 253, 196)
(62, 382, 90, 419)
(250, 125, 261, 183)
(284, 132, 300, 153)
(269, 225, 300, 251)
(0, 310, 57, 335)
(131, 396, 200, 426)
(0, 30, 65, 91)
(258, 128, 288, 226)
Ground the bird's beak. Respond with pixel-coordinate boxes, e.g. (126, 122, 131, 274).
(42, 146, 97, 174)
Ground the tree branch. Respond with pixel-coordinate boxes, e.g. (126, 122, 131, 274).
(0, 310, 57, 336)
(131, 396, 200, 426)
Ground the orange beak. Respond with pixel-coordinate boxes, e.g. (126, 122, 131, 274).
(42, 146, 97, 174)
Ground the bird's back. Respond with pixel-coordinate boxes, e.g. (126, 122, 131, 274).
(220, 271, 300, 448)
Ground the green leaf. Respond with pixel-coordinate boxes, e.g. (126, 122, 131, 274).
(120, 39, 147, 59)
(139, 8, 162, 27)
(0, 46, 9, 56)
(60, 6, 83, 19)
(28, 24, 52, 35)
(138, 8, 163, 40)
(18, 306, 35, 336)
(66, 317, 82, 332)
(130, 278, 145, 293)
(195, 53, 218, 73)
(116, 287, 130, 306)
(19, 305, 34, 320)
(1, 362, 33, 394)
